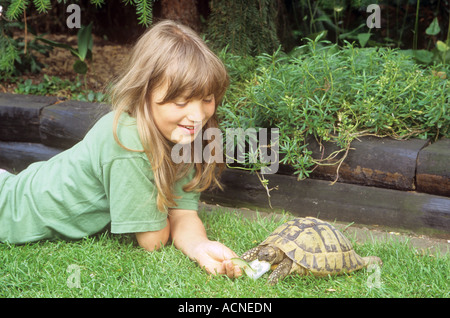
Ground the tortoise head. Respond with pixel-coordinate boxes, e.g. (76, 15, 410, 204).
(258, 245, 284, 264)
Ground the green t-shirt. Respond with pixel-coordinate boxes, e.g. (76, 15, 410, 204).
(0, 111, 200, 244)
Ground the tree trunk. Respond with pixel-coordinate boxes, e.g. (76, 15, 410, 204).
(160, 0, 202, 32)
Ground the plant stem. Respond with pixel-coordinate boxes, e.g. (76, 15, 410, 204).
(398, 1, 410, 48)
(413, 0, 420, 50)
(447, 12, 450, 44)
(307, 0, 315, 34)
(23, 9, 27, 54)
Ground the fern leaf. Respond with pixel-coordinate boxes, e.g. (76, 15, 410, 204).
(0, 37, 20, 74)
(6, 0, 29, 20)
(90, 0, 105, 7)
(134, 0, 153, 27)
(33, 0, 51, 13)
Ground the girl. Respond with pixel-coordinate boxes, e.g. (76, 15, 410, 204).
(0, 20, 242, 278)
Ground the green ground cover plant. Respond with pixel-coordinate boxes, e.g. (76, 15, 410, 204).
(219, 35, 450, 179)
(0, 207, 448, 298)
(14, 74, 106, 102)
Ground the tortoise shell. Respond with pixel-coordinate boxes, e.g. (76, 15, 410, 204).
(261, 217, 366, 276)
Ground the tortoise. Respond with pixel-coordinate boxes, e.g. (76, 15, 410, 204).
(241, 217, 382, 285)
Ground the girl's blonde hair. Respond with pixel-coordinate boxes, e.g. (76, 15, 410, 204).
(109, 20, 228, 212)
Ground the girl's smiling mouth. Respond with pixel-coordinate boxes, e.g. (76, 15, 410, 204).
(178, 124, 199, 135)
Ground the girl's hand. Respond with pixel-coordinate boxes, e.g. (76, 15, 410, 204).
(191, 240, 243, 278)
(168, 209, 242, 279)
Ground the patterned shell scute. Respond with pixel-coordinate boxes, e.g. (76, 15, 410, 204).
(262, 217, 366, 275)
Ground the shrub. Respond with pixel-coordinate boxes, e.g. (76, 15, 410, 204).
(219, 35, 449, 179)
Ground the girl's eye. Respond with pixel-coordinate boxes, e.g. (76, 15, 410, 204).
(175, 101, 187, 107)
(203, 96, 214, 103)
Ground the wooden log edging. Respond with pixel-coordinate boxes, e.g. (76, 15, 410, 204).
(0, 92, 448, 196)
(202, 169, 450, 239)
(0, 93, 110, 149)
(279, 135, 431, 192)
(0, 141, 62, 172)
(416, 138, 450, 197)
(0, 93, 449, 236)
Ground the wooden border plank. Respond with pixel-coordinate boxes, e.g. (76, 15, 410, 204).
(202, 169, 450, 238)
(0, 141, 63, 172)
(39, 100, 110, 148)
(0, 93, 58, 142)
(289, 135, 429, 191)
(417, 138, 450, 197)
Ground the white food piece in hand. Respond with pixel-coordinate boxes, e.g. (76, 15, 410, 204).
(247, 260, 271, 279)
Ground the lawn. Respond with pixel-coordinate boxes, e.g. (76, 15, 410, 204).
(0, 206, 448, 298)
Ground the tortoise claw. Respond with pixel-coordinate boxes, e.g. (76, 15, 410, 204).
(267, 257, 293, 285)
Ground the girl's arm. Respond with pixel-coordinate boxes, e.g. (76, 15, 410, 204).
(168, 209, 242, 278)
(135, 223, 170, 251)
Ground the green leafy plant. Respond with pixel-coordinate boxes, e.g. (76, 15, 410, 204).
(407, 16, 450, 65)
(220, 35, 449, 181)
(1, 0, 155, 77)
(3, 0, 154, 26)
(37, 22, 93, 75)
(15, 74, 106, 102)
(0, 20, 52, 78)
(434, 16, 450, 65)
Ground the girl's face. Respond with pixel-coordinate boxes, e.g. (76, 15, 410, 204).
(150, 83, 216, 144)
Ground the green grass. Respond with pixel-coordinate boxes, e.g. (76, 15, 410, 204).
(0, 207, 448, 298)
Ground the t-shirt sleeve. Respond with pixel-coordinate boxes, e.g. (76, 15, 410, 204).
(106, 156, 168, 234)
(105, 156, 200, 234)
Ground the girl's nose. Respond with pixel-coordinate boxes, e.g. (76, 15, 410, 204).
(187, 100, 206, 122)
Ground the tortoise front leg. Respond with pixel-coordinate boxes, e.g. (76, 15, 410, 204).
(241, 246, 262, 262)
(267, 257, 293, 285)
